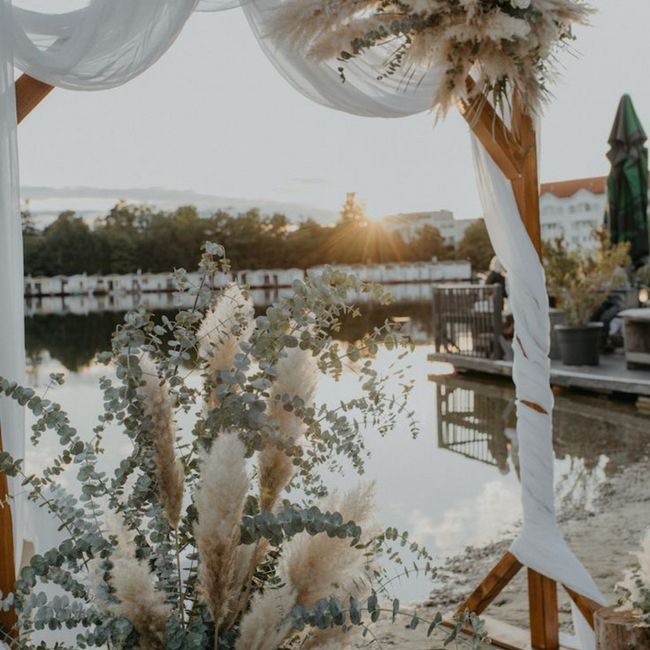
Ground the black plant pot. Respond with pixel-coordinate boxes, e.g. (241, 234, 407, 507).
(554, 323, 603, 366)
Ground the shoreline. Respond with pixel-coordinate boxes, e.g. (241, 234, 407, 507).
(355, 455, 650, 648)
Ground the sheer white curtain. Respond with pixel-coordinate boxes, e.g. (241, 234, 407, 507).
(1, 0, 237, 568)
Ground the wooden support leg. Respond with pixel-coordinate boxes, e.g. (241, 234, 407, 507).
(563, 585, 601, 629)
(0, 430, 18, 643)
(456, 552, 523, 616)
(528, 569, 559, 650)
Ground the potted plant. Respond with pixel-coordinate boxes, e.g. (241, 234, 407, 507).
(543, 233, 630, 366)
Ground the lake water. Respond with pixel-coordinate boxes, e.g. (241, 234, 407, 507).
(21, 284, 650, 602)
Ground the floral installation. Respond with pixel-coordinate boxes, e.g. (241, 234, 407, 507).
(0, 244, 486, 649)
(266, 0, 592, 114)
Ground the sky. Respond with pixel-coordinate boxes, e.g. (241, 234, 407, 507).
(16, 1, 650, 221)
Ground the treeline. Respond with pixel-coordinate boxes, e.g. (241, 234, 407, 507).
(22, 200, 494, 276)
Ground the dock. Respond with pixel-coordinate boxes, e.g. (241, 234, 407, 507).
(428, 351, 650, 398)
(430, 283, 650, 399)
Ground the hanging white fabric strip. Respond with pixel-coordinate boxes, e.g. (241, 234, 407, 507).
(471, 136, 606, 648)
(0, 0, 26, 566)
(1, 0, 234, 566)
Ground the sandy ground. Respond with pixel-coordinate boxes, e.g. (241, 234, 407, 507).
(352, 456, 650, 649)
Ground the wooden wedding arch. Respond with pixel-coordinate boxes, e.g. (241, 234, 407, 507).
(0, 73, 602, 649)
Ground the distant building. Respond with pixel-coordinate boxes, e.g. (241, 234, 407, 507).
(383, 210, 473, 247)
(540, 175, 650, 251)
(540, 177, 608, 250)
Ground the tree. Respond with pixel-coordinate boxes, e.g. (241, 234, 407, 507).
(455, 219, 494, 272)
(410, 225, 449, 261)
(28, 211, 100, 276)
(339, 192, 367, 225)
(23, 197, 469, 276)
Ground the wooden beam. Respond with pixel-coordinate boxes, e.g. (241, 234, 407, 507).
(563, 585, 601, 630)
(16, 74, 54, 124)
(458, 79, 525, 181)
(456, 551, 523, 616)
(0, 428, 17, 643)
(510, 90, 542, 257)
(528, 569, 559, 650)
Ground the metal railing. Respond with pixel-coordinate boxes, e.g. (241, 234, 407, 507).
(433, 284, 504, 360)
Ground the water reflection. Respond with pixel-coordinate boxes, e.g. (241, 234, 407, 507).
(20, 289, 650, 601)
(25, 286, 436, 372)
(434, 374, 650, 511)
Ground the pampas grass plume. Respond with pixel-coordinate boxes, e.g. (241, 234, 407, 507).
(259, 346, 318, 511)
(198, 284, 255, 410)
(283, 483, 376, 608)
(235, 484, 375, 650)
(234, 584, 297, 650)
(105, 516, 172, 650)
(195, 432, 250, 629)
(140, 355, 184, 529)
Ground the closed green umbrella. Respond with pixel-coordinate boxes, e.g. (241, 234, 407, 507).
(606, 94, 649, 267)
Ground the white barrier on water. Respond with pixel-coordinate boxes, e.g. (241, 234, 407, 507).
(24, 260, 471, 298)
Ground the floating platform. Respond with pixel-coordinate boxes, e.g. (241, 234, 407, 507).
(428, 351, 650, 398)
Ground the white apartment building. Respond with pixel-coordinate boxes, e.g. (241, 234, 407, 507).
(383, 210, 473, 247)
(539, 177, 608, 250)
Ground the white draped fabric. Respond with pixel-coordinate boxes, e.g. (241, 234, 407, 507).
(0, 1, 605, 647)
(1, 0, 232, 567)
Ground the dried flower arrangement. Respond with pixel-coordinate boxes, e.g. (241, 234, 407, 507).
(0, 244, 486, 649)
(266, 0, 591, 114)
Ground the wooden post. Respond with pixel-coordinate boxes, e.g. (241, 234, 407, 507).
(0, 72, 55, 644)
(456, 552, 523, 616)
(510, 91, 542, 257)
(455, 84, 601, 649)
(595, 606, 650, 649)
(0, 428, 17, 643)
(15, 74, 54, 124)
(528, 569, 559, 650)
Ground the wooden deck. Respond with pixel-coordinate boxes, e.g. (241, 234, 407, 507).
(428, 351, 650, 398)
(480, 616, 578, 650)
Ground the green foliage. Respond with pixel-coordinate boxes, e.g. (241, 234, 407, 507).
(23, 201, 455, 277)
(543, 231, 631, 326)
(410, 225, 451, 261)
(456, 220, 494, 273)
(291, 596, 487, 647)
(1, 243, 485, 649)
